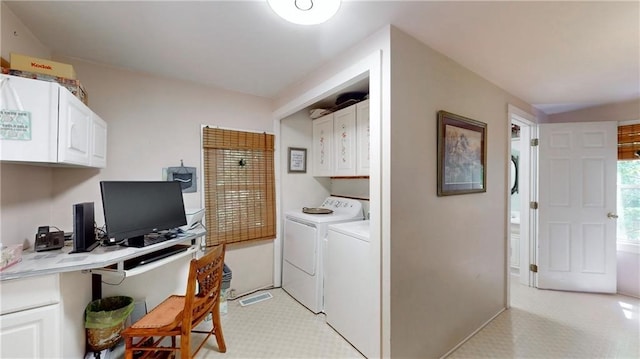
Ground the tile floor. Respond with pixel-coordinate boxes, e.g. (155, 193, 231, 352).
(194, 288, 363, 358)
(449, 281, 640, 359)
(194, 282, 639, 358)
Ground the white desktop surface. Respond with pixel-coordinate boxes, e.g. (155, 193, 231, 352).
(0, 228, 206, 281)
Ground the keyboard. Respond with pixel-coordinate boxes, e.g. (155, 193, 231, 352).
(123, 244, 190, 270)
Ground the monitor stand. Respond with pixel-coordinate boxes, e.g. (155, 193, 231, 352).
(69, 240, 100, 254)
(125, 236, 145, 248)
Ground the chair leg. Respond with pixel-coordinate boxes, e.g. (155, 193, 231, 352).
(170, 336, 177, 359)
(181, 331, 191, 359)
(124, 336, 133, 359)
(211, 304, 227, 353)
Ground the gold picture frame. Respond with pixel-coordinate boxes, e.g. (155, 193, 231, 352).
(437, 111, 487, 196)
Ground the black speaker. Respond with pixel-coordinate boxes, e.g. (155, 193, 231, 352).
(71, 202, 98, 253)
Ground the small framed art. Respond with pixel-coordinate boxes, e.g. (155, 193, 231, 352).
(288, 147, 307, 173)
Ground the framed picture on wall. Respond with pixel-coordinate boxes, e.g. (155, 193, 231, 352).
(437, 110, 487, 196)
(288, 147, 307, 173)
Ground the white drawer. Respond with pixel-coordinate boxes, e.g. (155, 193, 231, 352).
(1, 274, 60, 315)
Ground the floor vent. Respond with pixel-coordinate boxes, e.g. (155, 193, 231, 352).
(239, 292, 273, 307)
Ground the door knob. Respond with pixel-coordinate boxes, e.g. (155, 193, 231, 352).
(607, 212, 619, 219)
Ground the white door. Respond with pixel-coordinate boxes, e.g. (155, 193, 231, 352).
(538, 121, 617, 293)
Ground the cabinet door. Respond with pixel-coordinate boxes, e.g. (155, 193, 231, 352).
(0, 75, 58, 163)
(312, 114, 333, 176)
(333, 105, 357, 176)
(356, 100, 370, 176)
(0, 304, 61, 358)
(91, 113, 108, 168)
(510, 230, 520, 268)
(58, 87, 91, 166)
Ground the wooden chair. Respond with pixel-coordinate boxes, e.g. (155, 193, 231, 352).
(122, 244, 227, 359)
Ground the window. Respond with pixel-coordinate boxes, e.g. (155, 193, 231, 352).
(617, 160, 640, 244)
(617, 123, 640, 246)
(202, 127, 276, 246)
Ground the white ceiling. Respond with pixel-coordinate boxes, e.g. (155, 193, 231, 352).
(5, 1, 639, 115)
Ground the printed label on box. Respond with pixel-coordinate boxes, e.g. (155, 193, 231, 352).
(0, 109, 31, 140)
(10, 53, 77, 79)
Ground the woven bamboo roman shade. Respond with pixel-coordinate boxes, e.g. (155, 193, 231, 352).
(203, 127, 275, 246)
(618, 124, 640, 160)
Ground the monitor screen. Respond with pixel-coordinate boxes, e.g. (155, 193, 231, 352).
(100, 181, 187, 243)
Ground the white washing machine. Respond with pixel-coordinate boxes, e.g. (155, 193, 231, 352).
(282, 197, 363, 314)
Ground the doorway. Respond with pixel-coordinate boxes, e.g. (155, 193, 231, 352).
(508, 105, 537, 289)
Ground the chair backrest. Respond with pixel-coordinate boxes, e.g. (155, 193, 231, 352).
(182, 244, 226, 329)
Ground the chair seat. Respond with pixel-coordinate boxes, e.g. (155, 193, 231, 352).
(130, 295, 185, 330)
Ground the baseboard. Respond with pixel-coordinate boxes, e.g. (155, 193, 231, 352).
(617, 290, 640, 299)
(439, 307, 506, 359)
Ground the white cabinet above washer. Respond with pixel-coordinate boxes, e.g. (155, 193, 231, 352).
(312, 100, 369, 177)
(0, 74, 107, 168)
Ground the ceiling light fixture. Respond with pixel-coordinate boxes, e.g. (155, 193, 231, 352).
(268, 0, 341, 25)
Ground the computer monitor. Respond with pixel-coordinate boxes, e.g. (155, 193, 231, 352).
(100, 181, 187, 246)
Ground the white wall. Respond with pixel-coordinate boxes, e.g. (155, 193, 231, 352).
(0, 2, 53, 249)
(387, 26, 536, 358)
(279, 109, 331, 213)
(0, 2, 50, 62)
(546, 99, 640, 124)
(0, 164, 53, 248)
(617, 250, 640, 298)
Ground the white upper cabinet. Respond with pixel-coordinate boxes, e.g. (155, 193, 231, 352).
(356, 100, 370, 176)
(312, 99, 369, 177)
(312, 114, 334, 176)
(0, 75, 58, 163)
(0, 74, 107, 168)
(91, 113, 108, 168)
(333, 105, 357, 176)
(58, 87, 91, 165)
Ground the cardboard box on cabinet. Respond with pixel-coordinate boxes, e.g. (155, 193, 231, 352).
(10, 53, 77, 79)
(2, 67, 88, 105)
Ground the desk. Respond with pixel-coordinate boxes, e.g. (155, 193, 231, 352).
(0, 229, 206, 359)
(0, 229, 205, 281)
